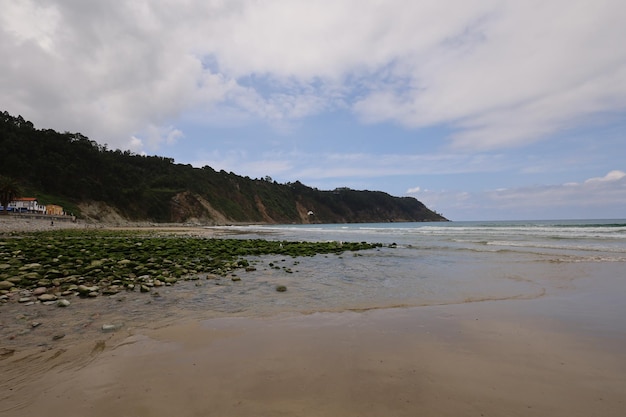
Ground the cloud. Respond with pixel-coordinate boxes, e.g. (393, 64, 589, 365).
(413, 170, 626, 219)
(584, 170, 626, 183)
(1, 0, 625, 154)
(353, 1, 626, 150)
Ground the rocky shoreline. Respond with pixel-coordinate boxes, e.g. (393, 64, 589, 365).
(0, 220, 381, 354)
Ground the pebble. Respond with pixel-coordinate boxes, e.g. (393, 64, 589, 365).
(57, 299, 71, 307)
(77, 285, 99, 295)
(38, 293, 58, 302)
(18, 297, 32, 303)
(33, 287, 48, 296)
(52, 333, 65, 340)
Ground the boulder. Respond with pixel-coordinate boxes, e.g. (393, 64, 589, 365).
(0, 281, 14, 290)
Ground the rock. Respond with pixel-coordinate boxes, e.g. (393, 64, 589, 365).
(102, 286, 120, 295)
(33, 287, 48, 296)
(21, 272, 41, 280)
(88, 259, 105, 268)
(18, 297, 32, 303)
(231, 276, 241, 282)
(77, 285, 99, 295)
(0, 280, 14, 290)
(38, 293, 58, 302)
(31, 322, 41, 328)
(88, 291, 98, 298)
(63, 276, 79, 284)
(52, 333, 65, 340)
(57, 299, 71, 307)
(140, 285, 150, 293)
(275, 285, 287, 292)
(20, 263, 42, 271)
(45, 269, 63, 278)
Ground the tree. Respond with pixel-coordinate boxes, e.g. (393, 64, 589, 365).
(0, 176, 22, 215)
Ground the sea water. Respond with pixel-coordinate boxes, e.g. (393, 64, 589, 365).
(155, 220, 612, 326)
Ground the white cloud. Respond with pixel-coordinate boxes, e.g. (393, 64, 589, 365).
(0, 0, 60, 52)
(413, 170, 626, 220)
(353, 1, 626, 150)
(584, 170, 626, 183)
(1, 0, 625, 154)
(406, 186, 421, 194)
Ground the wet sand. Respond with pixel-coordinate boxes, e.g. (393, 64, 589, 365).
(2, 298, 625, 417)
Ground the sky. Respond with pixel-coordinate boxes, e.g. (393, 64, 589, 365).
(1, 0, 625, 221)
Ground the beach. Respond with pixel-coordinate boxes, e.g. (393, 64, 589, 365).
(1, 218, 626, 416)
(2, 298, 625, 416)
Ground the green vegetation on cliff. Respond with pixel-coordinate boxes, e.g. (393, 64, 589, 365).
(0, 111, 447, 223)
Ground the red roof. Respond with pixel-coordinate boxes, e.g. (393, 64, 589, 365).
(13, 197, 37, 201)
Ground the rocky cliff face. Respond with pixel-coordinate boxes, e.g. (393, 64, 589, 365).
(78, 188, 447, 225)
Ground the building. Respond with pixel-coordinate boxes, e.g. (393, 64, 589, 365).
(46, 204, 64, 215)
(9, 197, 46, 213)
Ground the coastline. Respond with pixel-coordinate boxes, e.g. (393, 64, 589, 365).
(2, 217, 625, 416)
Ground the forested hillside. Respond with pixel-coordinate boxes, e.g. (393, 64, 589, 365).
(0, 111, 447, 224)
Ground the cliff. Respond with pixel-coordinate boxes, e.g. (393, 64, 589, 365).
(0, 111, 447, 224)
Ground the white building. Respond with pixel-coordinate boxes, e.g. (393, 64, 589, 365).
(8, 197, 46, 213)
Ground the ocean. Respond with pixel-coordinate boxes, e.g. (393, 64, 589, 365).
(47, 219, 624, 339)
(194, 219, 626, 322)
